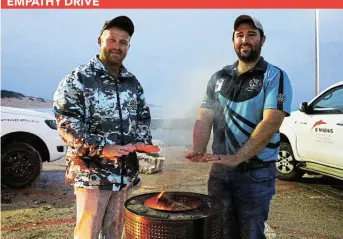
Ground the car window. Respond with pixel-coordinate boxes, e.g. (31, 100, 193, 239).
(313, 86, 343, 110)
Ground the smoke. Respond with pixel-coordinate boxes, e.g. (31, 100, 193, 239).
(150, 66, 221, 146)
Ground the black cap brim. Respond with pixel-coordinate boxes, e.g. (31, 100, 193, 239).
(100, 16, 134, 37)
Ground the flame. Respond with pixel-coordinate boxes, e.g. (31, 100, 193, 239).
(144, 192, 199, 212)
(157, 191, 164, 199)
(144, 191, 174, 211)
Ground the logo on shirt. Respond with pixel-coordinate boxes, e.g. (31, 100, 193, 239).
(215, 78, 225, 92)
(277, 93, 286, 103)
(247, 78, 260, 92)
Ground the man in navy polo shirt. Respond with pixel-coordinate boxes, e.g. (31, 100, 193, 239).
(186, 15, 293, 238)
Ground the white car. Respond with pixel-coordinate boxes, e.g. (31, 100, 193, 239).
(1, 106, 67, 188)
(277, 81, 343, 181)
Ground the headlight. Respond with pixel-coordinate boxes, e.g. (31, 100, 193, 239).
(45, 120, 57, 130)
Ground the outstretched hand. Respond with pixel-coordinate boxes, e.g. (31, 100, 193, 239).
(135, 144, 160, 153)
(185, 152, 241, 167)
(185, 152, 206, 162)
(103, 143, 160, 161)
(102, 144, 136, 160)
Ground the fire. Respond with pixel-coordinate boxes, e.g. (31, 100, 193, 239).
(157, 191, 164, 199)
(144, 192, 199, 212)
(144, 191, 175, 211)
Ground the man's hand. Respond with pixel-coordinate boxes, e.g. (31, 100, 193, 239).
(134, 143, 160, 153)
(201, 154, 242, 167)
(102, 144, 136, 160)
(185, 152, 205, 162)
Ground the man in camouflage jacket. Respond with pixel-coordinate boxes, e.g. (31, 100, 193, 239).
(53, 16, 152, 239)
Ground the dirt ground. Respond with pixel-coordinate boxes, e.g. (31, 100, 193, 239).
(1, 146, 343, 239)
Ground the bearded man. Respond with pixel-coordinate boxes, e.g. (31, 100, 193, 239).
(53, 16, 153, 239)
(186, 15, 293, 239)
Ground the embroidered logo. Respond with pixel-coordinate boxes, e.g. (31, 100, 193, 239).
(247, 78, 260, 92)
(215, 78, 225, 92)
(277, 93, 286, 103)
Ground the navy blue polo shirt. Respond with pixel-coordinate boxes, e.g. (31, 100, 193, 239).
(201, 57, 293, 162)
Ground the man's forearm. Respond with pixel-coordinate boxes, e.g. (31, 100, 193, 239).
(193, 119, 212, 153)
(235, 119, 282, 163)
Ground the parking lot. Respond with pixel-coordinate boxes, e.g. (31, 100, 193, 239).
(1, 146, 343, 239)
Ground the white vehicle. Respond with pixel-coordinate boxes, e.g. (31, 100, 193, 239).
(277, 81, 343, 181)
(1, 106, 67, 188)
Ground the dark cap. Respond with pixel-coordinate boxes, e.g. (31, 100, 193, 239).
(100, 16, 134, 37)
(234, 15, 264, 34)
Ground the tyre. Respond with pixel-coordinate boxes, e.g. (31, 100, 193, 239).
(1, 142, 42, 188)
(276, 142, 304, 181)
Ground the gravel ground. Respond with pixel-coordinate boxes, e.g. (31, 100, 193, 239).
(2, 146, 343, 239)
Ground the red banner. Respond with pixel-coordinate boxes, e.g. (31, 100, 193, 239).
(1, 0, 343, 9)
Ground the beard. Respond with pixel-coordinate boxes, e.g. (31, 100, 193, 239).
(235, 43, 262, 62)
(100, 48, 125, 65)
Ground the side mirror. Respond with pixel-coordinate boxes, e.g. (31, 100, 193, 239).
(299, 102, 311, 113)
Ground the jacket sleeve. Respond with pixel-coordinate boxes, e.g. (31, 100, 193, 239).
(135, 80, 153, 145)
(53, 71, 106, 157)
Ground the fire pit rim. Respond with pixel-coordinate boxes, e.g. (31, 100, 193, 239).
(124, 191, 224, 221)
(124, 191, 224, 238)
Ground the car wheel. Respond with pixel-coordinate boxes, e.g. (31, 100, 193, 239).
(276, 142, 304, 181)
(1, 142, 42, 188)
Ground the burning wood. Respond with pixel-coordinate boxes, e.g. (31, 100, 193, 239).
(157, 193, 193, 211)
(144, 192, 194, 211)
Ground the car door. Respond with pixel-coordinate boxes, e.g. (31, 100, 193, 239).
(296, 85, 343, 168)
(309, 85, 343, 168)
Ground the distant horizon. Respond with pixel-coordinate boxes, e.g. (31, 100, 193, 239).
(0, 89, 163, 107)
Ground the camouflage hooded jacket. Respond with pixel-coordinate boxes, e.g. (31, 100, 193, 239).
(53, 56, 152, 191)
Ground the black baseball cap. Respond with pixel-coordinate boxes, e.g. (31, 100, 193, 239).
(100, 16, 134, 37)
(234, 15, 264, 35)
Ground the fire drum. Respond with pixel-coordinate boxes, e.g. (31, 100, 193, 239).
(123, 191, 224, 239)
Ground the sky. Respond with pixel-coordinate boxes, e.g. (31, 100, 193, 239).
(1, 9, 343, 119)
